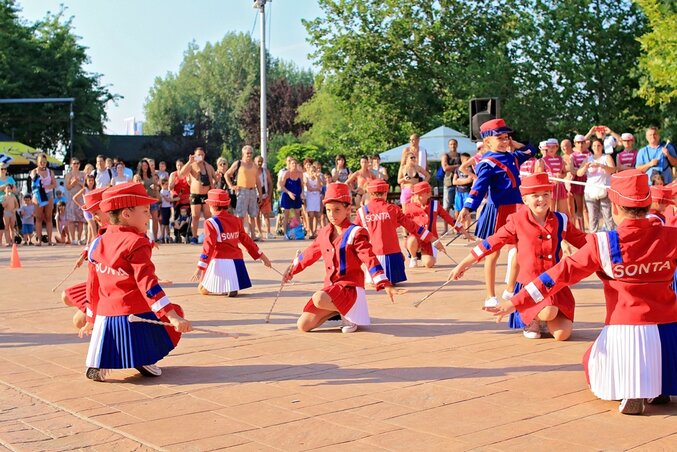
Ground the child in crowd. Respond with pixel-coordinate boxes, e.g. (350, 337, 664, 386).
(456, 118, 536, 307)
(405, 181, 465, 268)
(159, 178, 174, 243)
(646, 185, 673, 224)
(354, 179, 436, 285)
(2, 184, 18, 245)
(173, 205, 191, 243)
(20, 194, 35, 245)
(193, 189, 272, 297)
(62, 187, 109, 329)
(74, 174, 98, 244)
(283, 183, 401, 333)
(489, 170, 676, 415)
(55, 201, 70, 244)
(449, 173, 588, 340)
(80, 182, 192, 382)
(452, 153, 473, 228)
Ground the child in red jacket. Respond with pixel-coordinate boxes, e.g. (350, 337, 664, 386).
(192, 189, 271, 297)
(354, 179, 436, 284)
(404, 181, 463, 268)
(489, 170, 677, 415)
(284, 183, 402, 333)
(80, 182, 192, 382)
(449, 173, 588, 340)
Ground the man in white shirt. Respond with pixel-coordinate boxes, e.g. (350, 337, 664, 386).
(94, 154, 112, 188)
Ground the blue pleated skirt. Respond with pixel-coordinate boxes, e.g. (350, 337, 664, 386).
(508, 282, 526, 329)
(86, 312, 178, 369)
(375, 252, 407, 285)
(474, 203, 498, 239)
(658, 322, 677, 395)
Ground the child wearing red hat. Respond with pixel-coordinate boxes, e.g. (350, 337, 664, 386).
(61, 187, 110, 329)
(283, 183, 402, 333)
(647, 185, 674, 225)
(489, 170, 677, 414)
(404, 181, 462, 268)
(354, 179, 434, 284)
(80, 182, 192, 382)
(449, 173, 588, 340)
(456, 118, 536, 307)
(192, 189, 272, 297)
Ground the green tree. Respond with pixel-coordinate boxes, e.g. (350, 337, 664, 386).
(302, 0, 518, 153)
(634, 0, 677, 136)
(508, 0, 658, 140)
(145, 32, 316, 158)
(0, 1, 117, 156)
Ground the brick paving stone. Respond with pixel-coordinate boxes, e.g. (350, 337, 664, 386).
(1, 234, 675, 450)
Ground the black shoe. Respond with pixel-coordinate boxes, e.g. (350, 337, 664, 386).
(227, 291, 238, 297)
(135, 364, 162, 377)
(647, 394, 671, 405)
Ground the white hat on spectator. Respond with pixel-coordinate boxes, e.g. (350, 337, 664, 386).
(476, 142, 484, 151)
(621, 133, 635, 141)
(573, 134, 586, 142)
(539, 141, 548, 150)
(546, 138, 559, 146)
(604, 136, 617, 154)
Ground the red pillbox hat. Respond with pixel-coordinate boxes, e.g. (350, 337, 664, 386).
(519, 173, 554, 195)
(99, 182, 158, 213)
(205, 189, 231, 206)
(323, 183, 352, 204)
(412, 181, 432, 195)
(82, 187, 108, 213)
(608, 170, 651, 208)
(367, 179, 390, 193)
(479, 118, 513, 139)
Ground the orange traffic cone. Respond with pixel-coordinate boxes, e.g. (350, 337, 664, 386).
(9, 243, 21, 268)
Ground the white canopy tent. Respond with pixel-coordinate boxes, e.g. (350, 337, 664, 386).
(379, 126, 477, 164)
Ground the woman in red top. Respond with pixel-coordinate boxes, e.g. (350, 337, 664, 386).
(537, 138, 571, 217)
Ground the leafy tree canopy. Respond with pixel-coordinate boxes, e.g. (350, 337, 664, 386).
(0, 0, 117, 156)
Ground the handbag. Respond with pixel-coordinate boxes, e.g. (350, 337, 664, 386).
(585, 184, 608, 201)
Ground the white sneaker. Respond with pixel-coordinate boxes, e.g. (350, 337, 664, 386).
(619, 398, 645, 415)
(341, 321, 358, 333)
(501, 289, 514, 301)
(483, 296, 499, 308)
(409, 258, 418, 268)
(523, 319, 542, 339)
(135, 364, 162, 377)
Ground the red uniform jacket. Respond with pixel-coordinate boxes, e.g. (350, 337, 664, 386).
(472, 207, 588, 283)
(404, 199, 457, 240)
(511, 218, 677, 325)
(87, 225, 176, 322)
(197, 211, 262, 270)
(354, 198, 431, 255)
(291, 219, 391, 290)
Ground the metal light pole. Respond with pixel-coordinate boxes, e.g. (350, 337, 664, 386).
(69, 102, 74, 163)
(253, 0, 269, 164)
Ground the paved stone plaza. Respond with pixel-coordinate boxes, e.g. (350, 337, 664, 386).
(0, 236, 675, 451)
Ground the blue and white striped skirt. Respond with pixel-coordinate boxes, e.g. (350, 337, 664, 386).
(366, 252, 407, 285)
(508, 282, 526, 329)
(85, 312, 178, 369)
(584, 322, 677, 400)
(201, 258, 252, 294)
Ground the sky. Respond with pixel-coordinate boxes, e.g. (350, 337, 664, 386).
(18, 0, 323, 134)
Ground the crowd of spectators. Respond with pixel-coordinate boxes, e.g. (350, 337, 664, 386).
(0, 125, 673, 246)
